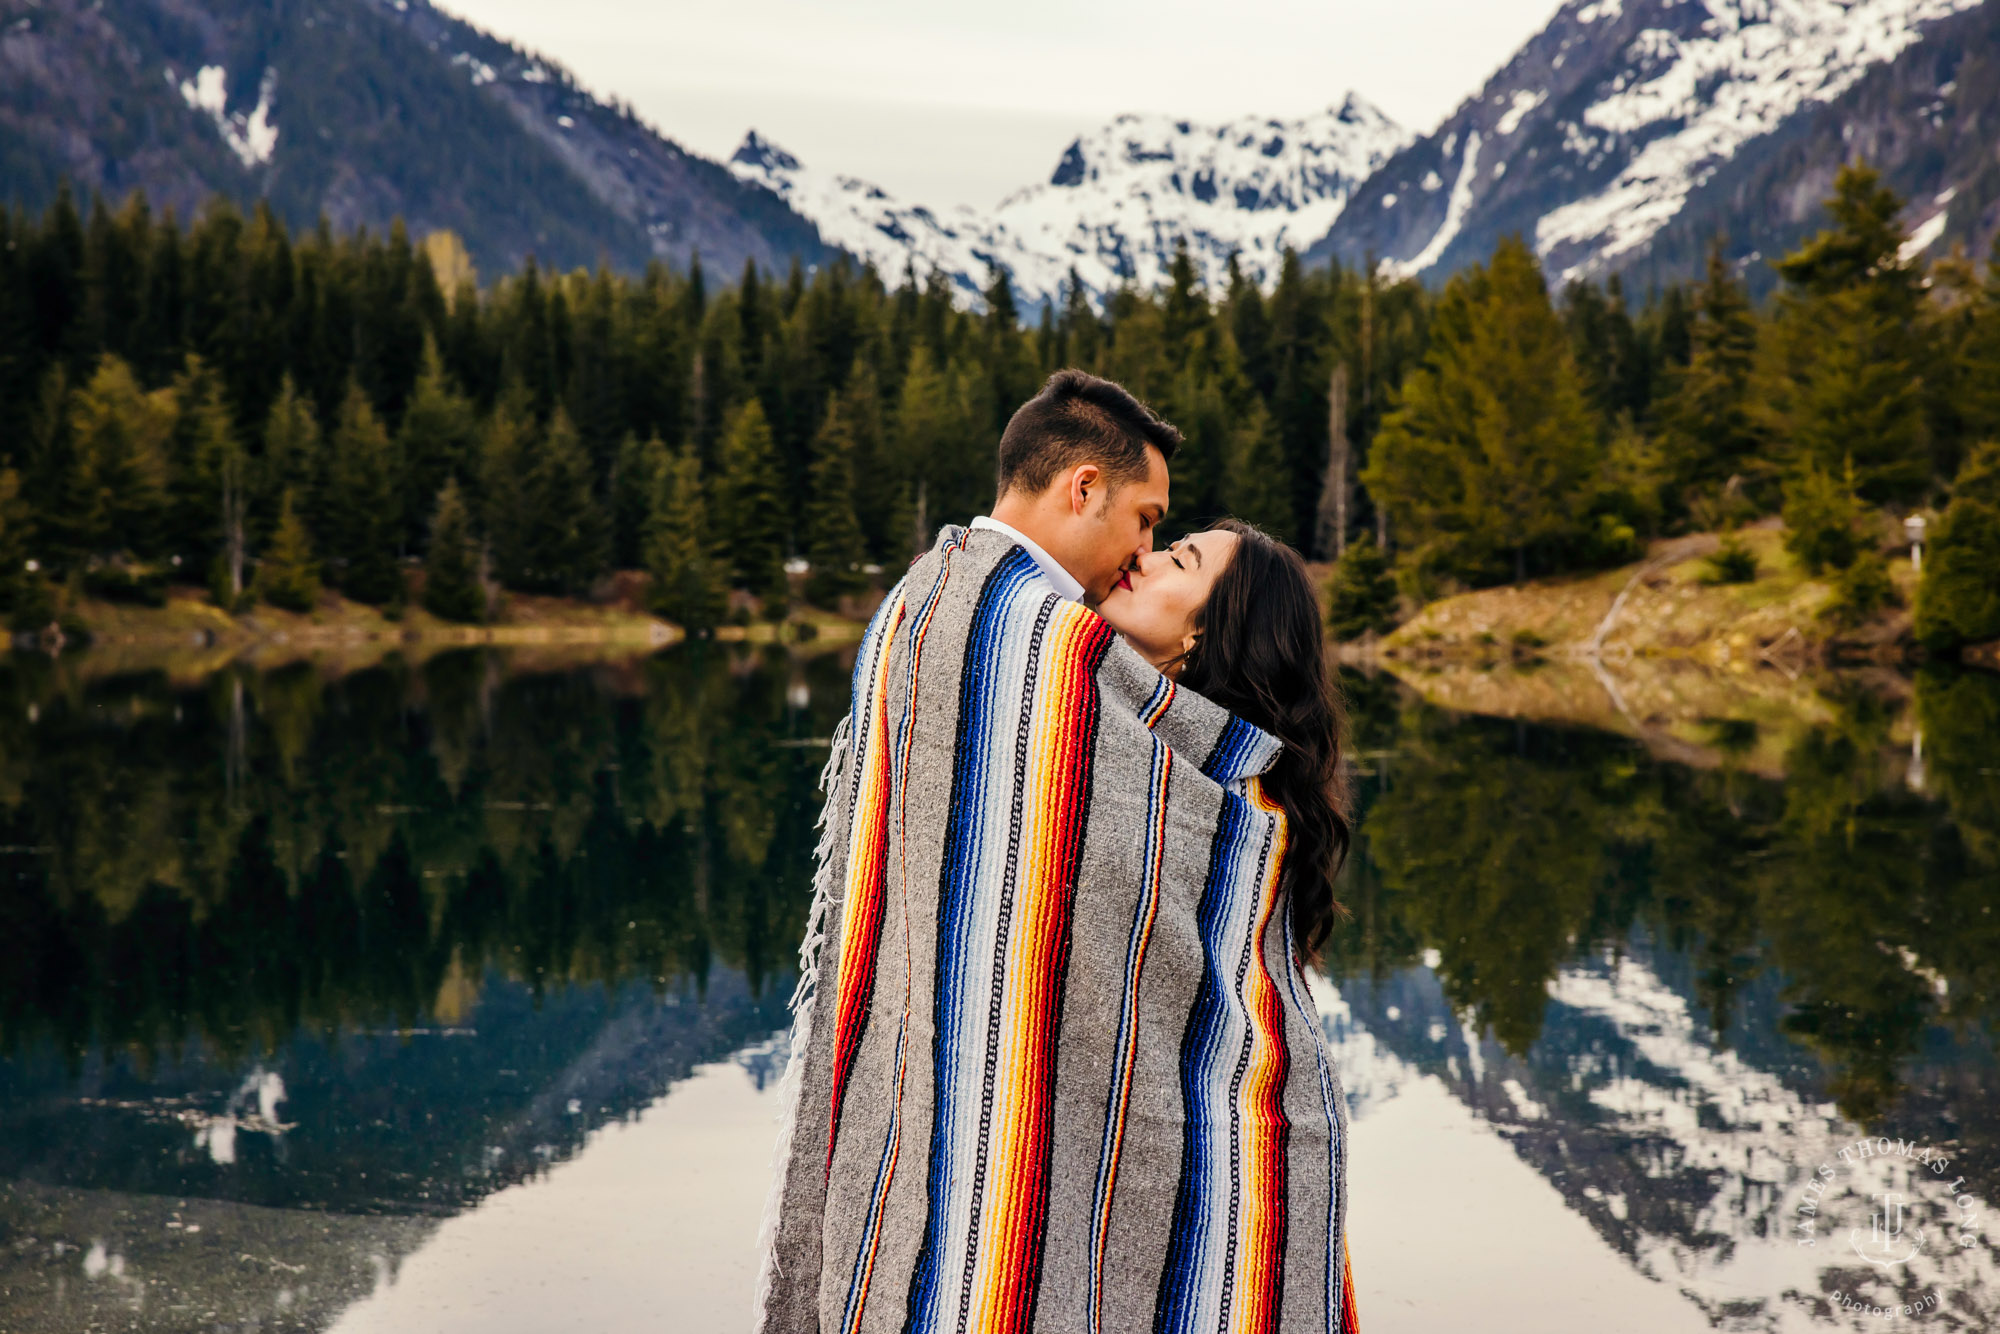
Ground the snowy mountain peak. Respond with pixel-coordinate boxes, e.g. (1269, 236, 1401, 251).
(1313, 0, 1988, 283)
(730, 130, 799, 175)
(725, 94, 1409, 310)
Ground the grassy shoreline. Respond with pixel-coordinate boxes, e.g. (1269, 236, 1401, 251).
(12, 579, 871, 679)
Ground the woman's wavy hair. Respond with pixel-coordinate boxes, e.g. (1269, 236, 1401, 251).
(1174, 519, 1353, 962)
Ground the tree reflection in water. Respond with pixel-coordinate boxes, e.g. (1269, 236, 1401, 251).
(0, 649, 1992, 1330)
(1329, 663, 1999, 1146)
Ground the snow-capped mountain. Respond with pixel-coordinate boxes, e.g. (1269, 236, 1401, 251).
(729, 94, 1410, 309)
(1310, 0, 1990, 284)
(1, 0, 834, 282)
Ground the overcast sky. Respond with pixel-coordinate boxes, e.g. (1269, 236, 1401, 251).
(437, 0, 1565, 212)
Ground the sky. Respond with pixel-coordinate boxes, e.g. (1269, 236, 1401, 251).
(435, 0, 1566, 212)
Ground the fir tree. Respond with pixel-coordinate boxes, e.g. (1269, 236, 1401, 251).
(1952, 242, 2000, 446)
(1664, 238, 1760, 492)
(514, 407, 608, 596)
(1761, 164, 1929, 503)
(260, 373, 323, 545)
(1361, 237, 1598, 586)
(612, 432, 663, 569)
(323, 381, 404, 605)
(1915, 443, 2000, 652)
(422, 478, 486, 623)
(716, 399, 789, 613)
(1222, 400, 1292, 540)
(1787, 289, 1927, 502)
(804, 398, 867, 608)
(644, 443, 726, 632)
(1781, 458, 1864, 575)
(0, 469, 54, 629)
(1327, 532, 1400, 639)
(476, 380, 536, 586)
(256, 488, 321, 612)
(397, 334, 478, 549)
(179, 360, 250, 605)
(63, 355, 174, 559)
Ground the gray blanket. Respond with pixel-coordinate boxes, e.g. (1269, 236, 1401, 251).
(755, 524, 1358, 1334)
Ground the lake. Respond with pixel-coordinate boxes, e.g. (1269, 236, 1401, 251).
(1, 647, 1994, 1332)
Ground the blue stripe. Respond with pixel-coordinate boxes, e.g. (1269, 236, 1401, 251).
(1087, 703, 1172, 1332)
(906, 548, 1039, 1331)
(1201, 717, 1255, 781)
(1153, 790, 1257, 1334)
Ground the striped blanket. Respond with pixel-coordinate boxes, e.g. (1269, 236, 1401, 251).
(755, 524, 1358, 1334)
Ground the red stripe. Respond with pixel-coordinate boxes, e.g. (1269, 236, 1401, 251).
(988, 611, 1114, 1330)
(825, 600, 904, 1176)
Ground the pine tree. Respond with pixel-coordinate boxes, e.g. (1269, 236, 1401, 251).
(260, 373, 323, 544)
(477, 383, 536, 589)
(1222, 399, 1292, 540)
(1953, 242, 2000, 446)
(422, 478, 486, 623)
(644, 443, 726, 631)
(1327, 532, 1400, 639)
(1663, 239, 1760, 492)
(716, 399, 789, 613)
(1781, 458, 1864, 575)
(1361, 237, 1599, 586)
(514, 407, 608, 596)
(804, 398, 866, 608)
(256, 488, 321, 613)
(612, 432, 663, 569)
(397, 334, 478, 549)
(323, 380, 404, 605)
(1761, 164, 1929, 503)
(0, 469, 54, 629)
(1914, 442, 2000, 652)
(64, 354, 174, 559)
(179, 361, 250, 605)
(1788, 289, 1927, 502)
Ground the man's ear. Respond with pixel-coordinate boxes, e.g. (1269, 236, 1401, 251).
(1067, 463, 1102, 517)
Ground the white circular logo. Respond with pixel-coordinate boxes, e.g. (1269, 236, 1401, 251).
(1793, 1134, 1986, 1321)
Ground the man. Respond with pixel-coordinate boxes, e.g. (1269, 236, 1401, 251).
(970, 368, 1177, 605)
(755, 370, 1357, 1334)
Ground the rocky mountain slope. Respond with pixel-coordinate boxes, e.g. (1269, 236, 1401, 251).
(1627, 0, 2000, 292)
(1306, 0, 1993, 285)
(729, 94, 1410, 309)
(0, 0, 834, 279)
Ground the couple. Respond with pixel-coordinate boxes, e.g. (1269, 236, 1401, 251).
(756, 370, 1360, 1334)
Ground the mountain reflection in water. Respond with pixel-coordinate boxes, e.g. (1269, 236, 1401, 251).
(0, 649, 1993, 1332)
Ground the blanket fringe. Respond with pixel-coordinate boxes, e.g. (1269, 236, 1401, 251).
(750, 709, 854, 1329)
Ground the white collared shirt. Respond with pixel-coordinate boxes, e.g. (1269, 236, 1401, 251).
(969, 515, 1086, 603)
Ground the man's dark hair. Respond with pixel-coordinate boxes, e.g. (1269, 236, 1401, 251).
(995, 369, 1181, 498)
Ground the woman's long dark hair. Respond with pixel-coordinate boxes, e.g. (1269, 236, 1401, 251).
(1175, 519, 1353, 962)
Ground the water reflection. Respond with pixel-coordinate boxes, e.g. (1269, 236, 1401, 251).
(0, 650, 1993, 1331)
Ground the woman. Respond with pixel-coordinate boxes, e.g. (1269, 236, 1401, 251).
(757, 517, 1361, 1334)
(1095, 517, 1354, 963)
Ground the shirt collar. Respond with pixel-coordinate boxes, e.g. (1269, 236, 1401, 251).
(969, 516, 1086, 603)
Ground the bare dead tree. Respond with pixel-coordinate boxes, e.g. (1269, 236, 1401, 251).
(1315, 363, 1352, 559)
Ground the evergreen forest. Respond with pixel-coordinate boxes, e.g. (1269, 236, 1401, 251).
(2, 163, 1996, 649)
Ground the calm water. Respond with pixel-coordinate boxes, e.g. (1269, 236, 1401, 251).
(0, 648, 1995, 1332)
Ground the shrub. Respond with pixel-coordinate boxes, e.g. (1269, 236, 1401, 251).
(1820, 549, 1897, 629)
(1701, 535, 1759, 585)
(1914, 444, 2000, 652)
(82, 562, 168, 607)
(1326, 533, 1400, 639)
(1782, 462, 1862, 575)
